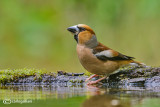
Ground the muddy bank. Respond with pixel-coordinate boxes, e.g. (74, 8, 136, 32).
(1, 66, 160, 90)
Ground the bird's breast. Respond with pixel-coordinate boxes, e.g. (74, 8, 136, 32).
(76, 44, 119, 75)
(76, 44, 100, 64)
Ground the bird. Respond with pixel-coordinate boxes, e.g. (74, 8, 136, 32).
(67, 24, 143, 85)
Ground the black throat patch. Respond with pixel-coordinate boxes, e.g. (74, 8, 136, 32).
(74, 35, 78, 43)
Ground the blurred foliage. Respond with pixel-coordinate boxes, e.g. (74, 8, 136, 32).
(0, 0, 160, 72)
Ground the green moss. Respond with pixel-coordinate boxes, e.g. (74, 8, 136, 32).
(84, 71, 92, 76)
(0, 68, 52, 84)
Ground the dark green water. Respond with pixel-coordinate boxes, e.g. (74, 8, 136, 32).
(0, 85, 159, 107)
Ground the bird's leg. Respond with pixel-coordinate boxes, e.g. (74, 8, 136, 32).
(85, 74, 98, 82)
(87, 76, 107, 85)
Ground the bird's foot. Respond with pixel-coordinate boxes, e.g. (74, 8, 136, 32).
(87, 81, 102, 85)
(85, 74, 98, 82)
(87, 76, 107, 85)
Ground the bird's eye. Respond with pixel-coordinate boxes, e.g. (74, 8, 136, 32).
(78, 27, 86, 32)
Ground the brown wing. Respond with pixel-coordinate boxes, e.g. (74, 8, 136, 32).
(93, 43, 134, 61)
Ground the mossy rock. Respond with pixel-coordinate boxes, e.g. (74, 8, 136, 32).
(0, 66, 159, 89)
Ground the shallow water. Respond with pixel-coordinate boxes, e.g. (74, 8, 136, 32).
(0, 84, 159, 107)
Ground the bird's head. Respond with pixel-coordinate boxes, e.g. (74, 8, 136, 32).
(67, 24, 98, 48)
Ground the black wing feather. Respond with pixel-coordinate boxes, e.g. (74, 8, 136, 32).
(94, 52, 134, 61)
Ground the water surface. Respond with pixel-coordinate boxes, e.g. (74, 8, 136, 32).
(0, 84, 159, 107)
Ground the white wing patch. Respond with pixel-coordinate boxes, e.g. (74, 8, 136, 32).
(129, 62, 139, 66)
(95, 50, 113, 58)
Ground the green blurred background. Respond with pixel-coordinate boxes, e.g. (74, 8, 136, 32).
(0, 0, 160, 73)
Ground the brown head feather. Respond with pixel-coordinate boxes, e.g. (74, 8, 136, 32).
(77, 24, 97, 45)
(77, 24, 95, 35)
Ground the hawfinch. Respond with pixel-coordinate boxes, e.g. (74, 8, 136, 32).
(67, 24, 142, 85)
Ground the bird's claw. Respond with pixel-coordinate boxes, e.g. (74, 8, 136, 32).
(85, 74, 98, 82)
(87, 81, 101, 85)
(85, 78, 90, 82)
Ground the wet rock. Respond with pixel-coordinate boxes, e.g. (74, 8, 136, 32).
(99, 66, 160, 90)
(57, 71, 84, 76)
(129, 77, 146, 83)
(55, 75, 86, 83)
(4, 72, 86, 85)
(145, 76, 160, 88)
(1, 66, 160, 90)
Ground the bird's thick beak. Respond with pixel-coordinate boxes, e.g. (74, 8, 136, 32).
(67, 25, 79, 33)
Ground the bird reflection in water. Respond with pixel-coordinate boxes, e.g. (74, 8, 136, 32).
(82, 85, 130, 107)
